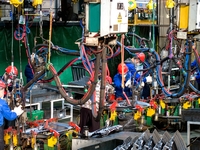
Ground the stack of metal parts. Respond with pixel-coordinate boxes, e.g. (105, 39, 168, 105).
(88, 125, 123, 138)
(113, 129, 187, 150)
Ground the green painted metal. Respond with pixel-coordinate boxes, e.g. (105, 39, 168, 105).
(0, 26, 82, 84)
(146, 116, 152, 126)
(27, 110, 44, 121)
(89, 3, 100, 32)
(173, 105, 179, 116)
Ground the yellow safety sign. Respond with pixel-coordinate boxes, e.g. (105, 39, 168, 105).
(117, 13, 122, 23)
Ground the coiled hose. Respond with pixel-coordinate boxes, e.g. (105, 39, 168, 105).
(49, 53, 101, 105)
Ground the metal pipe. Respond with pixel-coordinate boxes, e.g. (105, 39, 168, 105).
(94, 46, 107, 120)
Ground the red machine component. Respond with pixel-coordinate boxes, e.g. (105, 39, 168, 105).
(48, 128, 60, 138)
(135, 105, 144, 112)
(4, 127, 18, 135)
(150, 100, 158, 109)
(110, 101, 118, 111)
(26, 119, 45, 127)
(68, 122, 81, 132)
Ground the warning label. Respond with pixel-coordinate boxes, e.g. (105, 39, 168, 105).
(118, 12, 122, 23)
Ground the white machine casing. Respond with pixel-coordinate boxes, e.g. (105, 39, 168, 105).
(100, 0, 128, 36)
(188, 0, 200, 31)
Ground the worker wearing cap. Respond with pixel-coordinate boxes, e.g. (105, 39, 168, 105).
(125, 53, 146, 76)
(125, 53, 152, 99)
(2, 65, 18, 86)
(0, 80, 24, 150)
(113, 63, 132, 100)
(1, 66, 20, 129)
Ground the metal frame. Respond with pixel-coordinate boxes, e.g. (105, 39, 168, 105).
(187, 121, 200, 150)
(50, 98, 73, 121)
(25, 98, 73, 121)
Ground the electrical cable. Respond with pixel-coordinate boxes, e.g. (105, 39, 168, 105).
(48, 53, 101, 105)
(40, 57, 79, 83)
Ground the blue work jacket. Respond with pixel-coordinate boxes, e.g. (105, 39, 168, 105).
(125, 59, 147, 83)
(113, 72, 132, 99)
(24, 64, 34, 83)
(0, 99, 17, 126)
(191, 59, 200, 84)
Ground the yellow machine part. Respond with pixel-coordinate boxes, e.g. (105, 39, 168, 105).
(179, 5, 189, 29)
(10, 0, 24, 7)
(146, 0, 156, 10)
(31, 137, 36, 148)
(128, 0, 137, 11)
(146, 108, 155, 117)
(72, 0, 79, 4)
(4, 133, 11, 145)
(48, 136, 58, 147)
(165, 0, 175, 9)
(13, 134, 18, 147)
(183, 101, 191, 109)
(32, 0, 43, 8)
(160, 99, 165, 109)
(198, 98, 200, 104)
(132, 14, 157, 25)
(66, 130, 78, 139)
(134, 111, 141, 120)
(110, 111, 117, 121)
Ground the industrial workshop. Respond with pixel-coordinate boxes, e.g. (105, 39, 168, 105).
(0, 0, 200, 149)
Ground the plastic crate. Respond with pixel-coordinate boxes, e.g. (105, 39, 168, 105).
(27, 110, 44, 121)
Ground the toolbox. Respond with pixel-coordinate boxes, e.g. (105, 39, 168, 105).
(27, 110, 44, 121)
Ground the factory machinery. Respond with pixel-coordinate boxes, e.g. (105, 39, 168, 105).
(2, 0, 200, 149)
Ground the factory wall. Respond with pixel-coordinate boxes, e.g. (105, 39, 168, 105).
(0, 24, 82, 85)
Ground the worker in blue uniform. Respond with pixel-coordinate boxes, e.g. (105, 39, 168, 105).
(113, 63, 132, 100)
(1, 65, 18, 93)
(191, 57, 200, 90)
(1, 66, 20, 129)
(125, 53, 152, 99)
(0, 80, 24, 150)
(24, 63, 34, 83)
